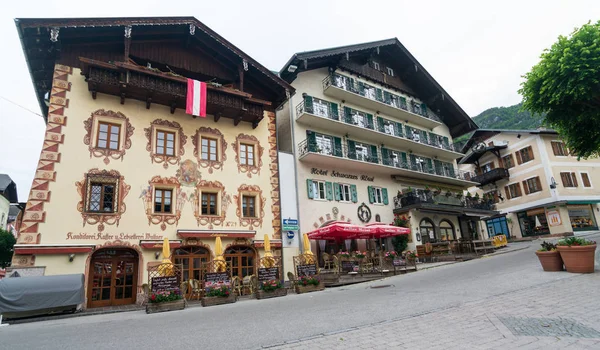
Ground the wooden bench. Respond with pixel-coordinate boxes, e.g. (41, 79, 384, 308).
(473, 240, 495, 255)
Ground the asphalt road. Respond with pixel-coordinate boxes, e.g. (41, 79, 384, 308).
(0, 238, 595, 350)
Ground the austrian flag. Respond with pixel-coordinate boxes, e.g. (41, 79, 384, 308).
(186, 79, 207, 117)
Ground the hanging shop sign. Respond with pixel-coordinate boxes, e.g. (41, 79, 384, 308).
(546, 210, 562, 227)
(310, 168, 374, 182)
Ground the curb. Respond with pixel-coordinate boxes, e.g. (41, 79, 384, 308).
(483, 245, 529, 257)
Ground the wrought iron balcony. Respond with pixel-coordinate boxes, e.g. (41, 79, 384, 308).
(393, 190, 496, 211)
(470, 168, 510, 186)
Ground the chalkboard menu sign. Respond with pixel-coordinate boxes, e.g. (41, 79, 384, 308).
(204, 272, 230, 288)
(296, 264, 317, 276)
(258, 267, 279, 282)
(392, 258, 406, 267)
(151, 276, 179, 293)
(341, 260, 359, 272)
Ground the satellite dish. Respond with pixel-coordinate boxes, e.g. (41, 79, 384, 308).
(472, 142, 487, 153)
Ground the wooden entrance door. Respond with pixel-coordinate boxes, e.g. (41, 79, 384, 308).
(224, 246, 256, 279)
(88, 249, 138, 308)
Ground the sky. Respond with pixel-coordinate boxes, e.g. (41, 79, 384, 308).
(0, 0, 598, 201)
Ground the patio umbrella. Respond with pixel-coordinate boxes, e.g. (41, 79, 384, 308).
(158, 237, 173, 276)
(263, 234, 275, 268)
(303, 233, 313, 255)
(535, 215, 542, 228)
(214, 236, 226, 272)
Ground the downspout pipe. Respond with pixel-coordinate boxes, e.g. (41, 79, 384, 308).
(287, 91, 304, 254)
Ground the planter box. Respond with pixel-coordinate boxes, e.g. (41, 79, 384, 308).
(295, 282, 325, 294)
(146, 299, 185, 314)
(256, 288, 288, 300)
(557, 245, 596, 273)
(535, 250, 564, 272)
(201, 294, 237, 307)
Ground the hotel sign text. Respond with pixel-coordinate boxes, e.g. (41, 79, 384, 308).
(311, 168, 374, 182)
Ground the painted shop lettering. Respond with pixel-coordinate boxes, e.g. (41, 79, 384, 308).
(66, 232, 164, 240)
(311, 168, 374, 182)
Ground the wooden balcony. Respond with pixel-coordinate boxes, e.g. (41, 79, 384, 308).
(470, 168, 510, 187)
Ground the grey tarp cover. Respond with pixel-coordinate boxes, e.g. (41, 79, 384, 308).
(0, 274, 85, 312)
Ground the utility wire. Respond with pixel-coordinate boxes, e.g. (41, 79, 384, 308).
(0, 95, 43, 118)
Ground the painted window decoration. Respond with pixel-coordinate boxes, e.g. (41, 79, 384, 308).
(76, 169, 130, 232)
(560, 172, 578, 188)
(84, 109, 134, 164)
(523, 177, 542, 194)
(145, 119, 187, 169)
(368, 186, 388, 205)
(194, 180, 230, 229)
(234, 185, 265, 229)
(515, 146, 534, 164)
(201, 192, 218, 215)
(192, 127, 226, 174)
(502, 154, 515, 169)
(154, 188, 173, 213)
(232, 134, 263, 178)
(551, 141, 568, 156)
(581, 172, 592, 188)
(504, 183, 522, 199)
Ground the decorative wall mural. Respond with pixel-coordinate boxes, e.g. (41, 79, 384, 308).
(176, 159, 202, 187)
(266, 111, 281, 240)
(83, 109, 134, 164)
(144, 119, 187, 169)
(141, 176, 183, 231)
(231, 133, 264, 178)
(192, 127, 227, 174)
(192, 180, 231, 229)
(76, 169, 130, 232)
(233, 184, 266, 229)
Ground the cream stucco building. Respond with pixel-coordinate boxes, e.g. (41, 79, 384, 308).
(459, 129, 600, 239)
(277, 39, 496, 261)
(11, 17, 292, 308)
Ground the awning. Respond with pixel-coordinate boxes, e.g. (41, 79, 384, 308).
(139, 240, 182, 250)
(567, 201, 600, 205)
(307, 221, 410, 240)
(177, 229, 255, 239)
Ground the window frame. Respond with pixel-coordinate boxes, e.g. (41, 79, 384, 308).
(338, 183, 352, 202)
(201, 136, 219, 162)
(502, 154, 515, 169)
(506, 182, 522, 199)
(373, 187, 384, 205)
(96, 121, 121, 150)
(241, 195, 257, 218)
(312, 180, 327, 200)
(560, 172, 578, 188)
(579, 171, 592, 188)
(88, 182, 117, 213)
(201, 191, 219, 216)
(551, 141, 568, 157)
(524, 176, 542, 194)
(155, 130, 176, 157)
(153, 188, 173, 214)
(240, 143, 255, 166)
(517, 146, 534, 164)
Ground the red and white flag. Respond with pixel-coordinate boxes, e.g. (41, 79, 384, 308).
(186, 79, 207, 117)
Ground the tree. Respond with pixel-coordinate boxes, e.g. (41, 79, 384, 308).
(519, 20, 600, 158)
(0, 228, 17, 268)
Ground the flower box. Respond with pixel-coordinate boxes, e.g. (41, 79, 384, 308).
(557, 245, 596, 273)
(256, 288, 288, 299)
(535, 250, 564, 272)
(146, 298, 185, 314)
(201, 294, 237, 307)
(295, 282, 324, 294)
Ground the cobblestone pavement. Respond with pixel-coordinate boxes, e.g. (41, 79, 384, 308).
(269, 272, 600, 349)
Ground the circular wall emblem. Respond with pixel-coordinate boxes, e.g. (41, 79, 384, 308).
(332, 207, 339, 215)
(357, 203, 372, 223)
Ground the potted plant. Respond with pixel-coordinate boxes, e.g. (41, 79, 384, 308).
(354, 251, 367, 259)
(256, 279, 288, 299)
(474, 193, 480, 201)
(384, 251, 399, 261)
(405, 187, 415, 197)
(445, 190, 452, 197)
(405, 250, 417, 262)
(557, 237, 596, 273)
(466, 192, 472, 199)
(424, 185, 431, 194)
(339, 251, 351, 259)
(146, 288, 185, 314)
(201, 285, 237, 307)
(456, 191, 463, 199)
(535, 241, 563, 272)
(295, 275, 324, 294)
(393, 215, 409, 228)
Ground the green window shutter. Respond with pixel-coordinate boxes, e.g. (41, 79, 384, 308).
(369, 145, 378, 163)
(348, 140, 356, 159)
(383, 91, 391, 104)
(382, 188, 389, 205)
(395, 122, 403, 137)
(330, 103, 339, 120)
(443, 136, 450, 148)
(376, 88, 383, 102)
(447, 162, 456, 178)
(405, 126, 413, 138)
(344, 106, 353, 124)
(306, 179, 314, 199)
(400, 97, 407, 109)
(333, 137, 343, 157)
(429, 132, 437, 146)
(377, 116, 385, 132)
(421, 103, 428, 116)
(409, 154, 417, 170)
(350, 185, 358, 203)
(420, 130, 429, 143)
(306, 130, 317, 152)
(325, 181, 333, 201)
(304, 95, 313, 114)
(334, 183, 341, 201)
(358, 81, 365, 95)
(401, 152, 408, 167)
(366, 113, 374, 129)
(426, 158, 434, 173)
(368, 186, 375, 204)
(434, 159, 443, 175)
(381, 147, 390, 165)
(348, 77, 355, 92)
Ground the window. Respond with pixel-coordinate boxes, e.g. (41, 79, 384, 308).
(88, 182, 116, 212)
(201, 192, 218, 215)
(486, 190, 500, 203)
(581, 172, 592, 188)
(373, 187, 383, 204)
(156, 130, 175, 156)
(524, 177, 542, 194)
(315, 134, 333, 155)
(551, 141, 568, 156)
(154, 189, 172, 213)
(372, 61, 380, 70)
(505, 183, 522, 199)
(313, 98, 329, 117)
(96, 122, 120, 150)
(352, 112, 366, 128)
(242, 195, 256, 217)
(355, 142, 369, 161)
(560, 172, 578, 188)
(516, 146, 534, 164)
(201, 137, 218, 161)
(363, 85, 376, 100)
(337, 183, 351, 202)
(502, 154, 515, 169)
(481, 162, 494, 173)
(439, 220, 455, 241)
(386, 67, 394, 76)
(240, 143, 255, 166)
(383, 122, 395, 136)
(312, 181, 326, 200)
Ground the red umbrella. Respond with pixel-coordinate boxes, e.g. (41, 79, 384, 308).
(365, 223, 411, 238)
(307, 221, 373, 240)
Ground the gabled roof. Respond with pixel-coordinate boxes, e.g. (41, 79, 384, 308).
(15, 16, 294, 118)
(461, 128, 558, 153)
(0, 174, 18, 203)
(279, 38, 478, 137)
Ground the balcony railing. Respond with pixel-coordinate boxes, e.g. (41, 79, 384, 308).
(298, 139, 474, 181)
(471, 168, 510, 186)
(322, 73, 442, 123)
(393, 190, 496, 211)
(296, 98, 465, 153)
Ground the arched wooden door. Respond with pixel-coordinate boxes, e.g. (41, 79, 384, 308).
(88, 249, 138, 308)
(224, 245, 256, 279)
(172, 246, 211, 282)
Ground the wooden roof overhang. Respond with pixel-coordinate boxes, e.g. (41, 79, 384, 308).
(80, 58, 271, 127)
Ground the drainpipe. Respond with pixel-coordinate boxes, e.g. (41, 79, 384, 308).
(287, 91, 304, 254)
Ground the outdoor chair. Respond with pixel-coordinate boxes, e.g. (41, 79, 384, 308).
(322, 253, 333, 270)
(242, 275, 255, 295)
(180, 281, 188, 298)
(231, 276, 242, 296)
(250, 275, 258, 294)
(287, 271, 298, 290)
(188, 279, 203, 300)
